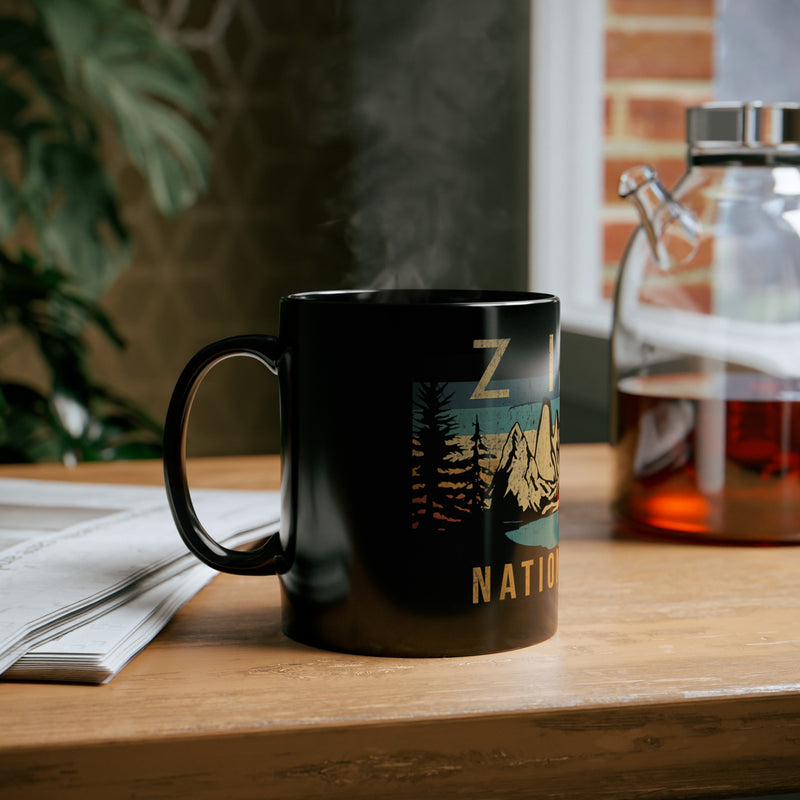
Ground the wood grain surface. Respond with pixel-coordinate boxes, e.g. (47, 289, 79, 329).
(1, 445, 799, 799)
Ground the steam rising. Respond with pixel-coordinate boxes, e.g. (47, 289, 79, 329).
(345, 0, 529, 290)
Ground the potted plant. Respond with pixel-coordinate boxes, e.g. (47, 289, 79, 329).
(0, 0, 210, 462)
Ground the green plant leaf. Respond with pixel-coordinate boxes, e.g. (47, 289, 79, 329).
(0, 174, 19, 238)
(0, 382, 64, 463)
(35, 0, 211, 216)
(0, 82, 28, 136)
(0, 375, 164, 464)
(0, 251, 125, 400)
(19, 136, 130, 296)
(0, 17, 52, 81)
(0, 15, 88, 144)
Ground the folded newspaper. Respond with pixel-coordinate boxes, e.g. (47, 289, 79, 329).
(0, 478, 280, 684)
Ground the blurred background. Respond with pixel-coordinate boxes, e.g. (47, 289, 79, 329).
(1, 0, 795, 460)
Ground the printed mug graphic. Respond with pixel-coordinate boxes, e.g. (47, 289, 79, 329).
(411, 337, 560, 550)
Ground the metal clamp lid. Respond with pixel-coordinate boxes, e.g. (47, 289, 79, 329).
(687, 102, 800, 149)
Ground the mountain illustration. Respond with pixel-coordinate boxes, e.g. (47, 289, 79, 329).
(534, 401, 558, 487)
(412, 382, 559, 535)
(489, 401, 559, 523)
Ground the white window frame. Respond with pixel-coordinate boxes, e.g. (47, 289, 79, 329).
(529, 0, 611, 338)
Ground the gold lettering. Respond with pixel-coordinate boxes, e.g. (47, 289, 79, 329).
(471, 339, 511, 400)
(521, 559, 534, 596)
(472, 554, 558, 604)
(473, 566, 491, 604)
(500, 563, 517, 600)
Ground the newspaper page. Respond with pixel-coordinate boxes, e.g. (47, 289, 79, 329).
(0, 479, 280, 683)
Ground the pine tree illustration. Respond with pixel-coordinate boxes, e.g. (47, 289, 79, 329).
(411, 382, 463, 531)
(462, 416, 492, 512)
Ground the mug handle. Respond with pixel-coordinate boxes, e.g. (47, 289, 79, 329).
(163, 335, 286, 576)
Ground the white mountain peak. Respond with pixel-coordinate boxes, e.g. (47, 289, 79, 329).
(490, 403, 559, 516)
(534, 402, 557, 484)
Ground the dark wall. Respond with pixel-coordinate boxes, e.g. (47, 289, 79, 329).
(560, 331, 610, 444)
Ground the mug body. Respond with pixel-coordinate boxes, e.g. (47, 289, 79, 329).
(276, 290, 560, 656)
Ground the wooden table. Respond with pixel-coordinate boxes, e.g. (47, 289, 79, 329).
(1, 444, 799, 799)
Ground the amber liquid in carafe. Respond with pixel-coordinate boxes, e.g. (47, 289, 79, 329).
(614, 373, 800, 542)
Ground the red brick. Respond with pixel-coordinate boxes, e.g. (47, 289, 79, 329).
(604, 221, 638, 265)
(606, 30, 712, 80)
(604, 157, 687, 205)
(627, 97, 693, 142)
(640, 281, 712, 313)
(669, 236, 714, 275)
(609, 0, 713, 15)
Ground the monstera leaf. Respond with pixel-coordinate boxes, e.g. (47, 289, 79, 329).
(25, 135, 130, 298)
(0, 0, 210, 296)
(38, 0, 211, 217)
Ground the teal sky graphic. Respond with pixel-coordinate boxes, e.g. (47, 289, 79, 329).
(412, 376, 559, 546)
(440, 377, 560, 436)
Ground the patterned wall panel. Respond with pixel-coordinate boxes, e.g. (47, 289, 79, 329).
(90, 0, 353, 457)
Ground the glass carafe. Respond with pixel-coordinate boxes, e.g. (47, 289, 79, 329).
(612, 102, 800, 543)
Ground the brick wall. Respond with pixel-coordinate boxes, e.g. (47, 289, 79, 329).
(602, 0, 715, 298)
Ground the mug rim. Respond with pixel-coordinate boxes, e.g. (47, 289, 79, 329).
(285, 289, 559, 307)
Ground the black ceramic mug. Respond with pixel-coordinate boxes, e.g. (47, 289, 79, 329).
(164, 289, 560, 657)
